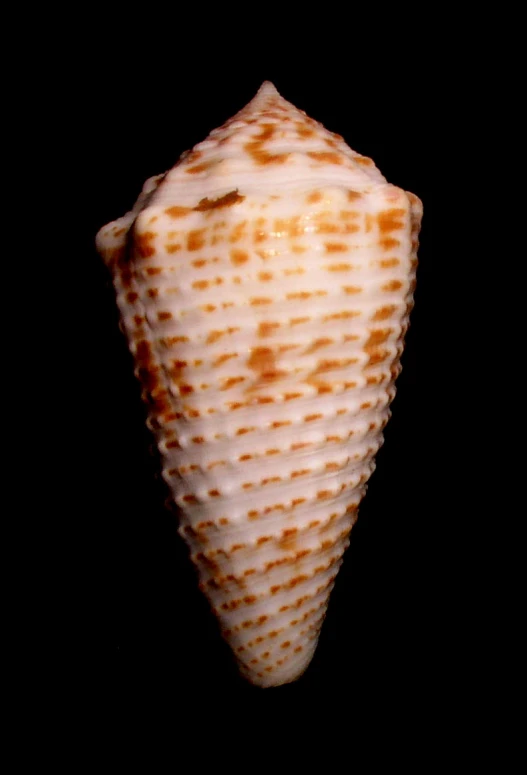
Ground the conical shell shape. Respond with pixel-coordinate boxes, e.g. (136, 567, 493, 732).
(96, 82, 422, 687)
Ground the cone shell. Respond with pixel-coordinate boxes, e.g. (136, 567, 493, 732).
(96, 82, 422, 687)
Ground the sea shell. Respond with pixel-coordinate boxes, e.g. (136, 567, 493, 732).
(96, 82, 422, 688)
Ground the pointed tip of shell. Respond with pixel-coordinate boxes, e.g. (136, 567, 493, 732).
(256, 81, 280, 98)
(246, 80, 283, 109)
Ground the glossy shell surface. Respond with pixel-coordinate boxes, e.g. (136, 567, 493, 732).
(96, 82, 422, 687)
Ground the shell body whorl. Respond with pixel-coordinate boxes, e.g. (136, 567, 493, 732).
(96, 82, 422, 687)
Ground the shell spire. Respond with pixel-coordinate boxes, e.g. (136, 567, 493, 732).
(97, 83, 422, 687)
(242, 81, 282, 108)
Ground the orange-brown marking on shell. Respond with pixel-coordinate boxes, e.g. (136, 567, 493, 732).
(255, 248, 277, 260)
(279, 528, 298, 552)
(372, 304, 397, 321)
(132, 340, 172, 416)
(261, 475, 281, 485)
(304, 413, 323, 423)
(185, 161, 211, 175)
(313, 357, 357, 375)
(192, 280, 209, 291)
(297, 123, 315, 139)
(378, 208, 406, 233)
(379, 257, 400, 269)
(165, 206, 191, 219)
(340, 210, 361, 221)
(283, 391, 302, 401)
(221, 376, 246, 390)
(287, 291, 312, 301)
(187, 230, 206, 251)
(274, 216, 305, 239)
(194, 190, 245, 211)
(230, 221, 248, 243)
(307, 151, 343, 165)
(290, 316, 310, 326)
(179, 384, 194, 395)
(343, 286, 362, 295)
(169, 358, 188, 397)
(136, 231, 156, 258)
(314, 221, 339, 235)
(289, 574, 309, 587)
(325, 242, 348, 253)
(382, 279, 403, 292)
(246, 347, 285, 390)
(380, 237, 401, 251)
(365, 214, 375, 233)
(305, 338, 334, 354)
(364, 328, 393, 366)
(322, 310, 359, 322)
(230, 249, 248, 265)
(236, 426, 255, 436)
(244, 123, 290, 166)
(161, 335, 189, 346)
(306, 377, 334, 394)
(213, 353, 237, 367)
(307, 191, 322, 203)
(326, 263, 352, 272)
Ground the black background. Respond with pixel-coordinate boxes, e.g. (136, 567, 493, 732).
(71, 50, 470, 714)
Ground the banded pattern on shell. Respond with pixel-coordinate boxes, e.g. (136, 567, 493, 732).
(97, 82, 422, 687)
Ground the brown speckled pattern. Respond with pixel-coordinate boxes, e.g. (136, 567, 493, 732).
(97, 82, 422, 687)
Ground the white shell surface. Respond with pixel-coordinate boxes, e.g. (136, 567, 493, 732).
(97, 82, 422, 688)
